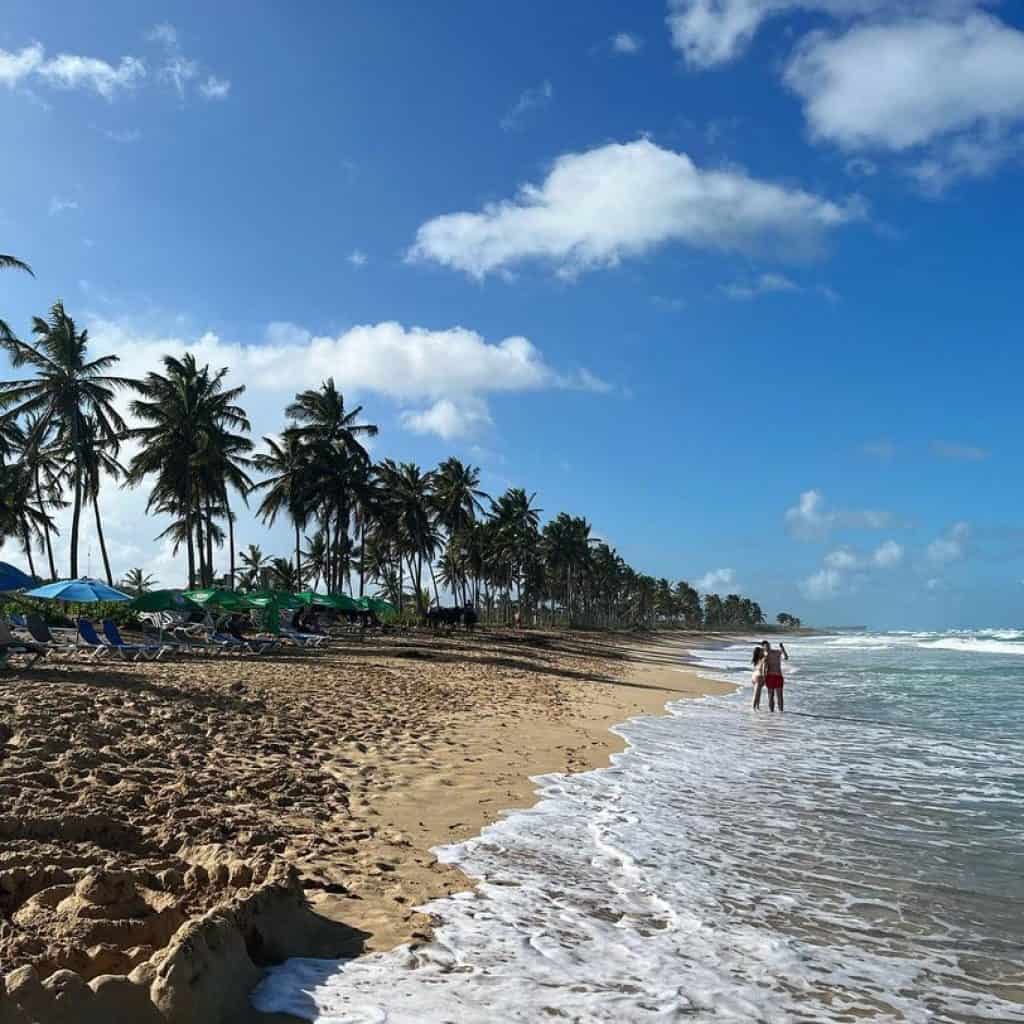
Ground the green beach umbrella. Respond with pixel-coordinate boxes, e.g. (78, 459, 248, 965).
(358, 595, 396, 615)
(184, 588, 254, 611)
(295, 590, 360, 612)
(245, 590, 304, 609)
(129, 589, 202, 613)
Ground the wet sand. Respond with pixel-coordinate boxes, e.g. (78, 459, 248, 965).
(0, 626, 733, 1023)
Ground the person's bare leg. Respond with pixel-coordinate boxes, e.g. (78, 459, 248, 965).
(777, 689, 784, 713)
(768, 689, 776, 712)
(753, 683, 763, 710)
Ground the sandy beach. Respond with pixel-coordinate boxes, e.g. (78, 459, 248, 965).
(0, 627, 733, 1023)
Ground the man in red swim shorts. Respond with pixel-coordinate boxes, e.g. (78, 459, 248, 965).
(762, 641, 789, 713)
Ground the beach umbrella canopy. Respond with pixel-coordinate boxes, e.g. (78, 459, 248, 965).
(245, 590, 305, 609)
(295, 591, 360, 611)
(129, 589, 202, 613)
(184, 588, 254, 610)
(358, 595, 396, 615)
(0, 561, 35, 593)
(24, 577, 132, 603)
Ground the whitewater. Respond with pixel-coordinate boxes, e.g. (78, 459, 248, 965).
(253, 632, 1024, 1022)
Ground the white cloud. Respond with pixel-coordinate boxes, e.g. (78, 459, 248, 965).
(348, 249, 368, 267)
(824, 547, 858, 569)
(800, 567, 843, 600)
(400, 397, 494, 440)
(871, 539, 903, 567)
(409, 139, 859, 280)
(612, 32, 643, 54)
(160, 54, 198, 98)
(722, 271, 800, 300)
(0, 42, 44, 86)
(696, 567, 738, 592)
(501, 80, 553, 131)
(784, 488, 890, 540)
(927, 521, 970, 564)
(48, 196, 79, 216)
(146, 23, 179, 47)
(931, 440, 990, 461)
(823, 539, 901, 570)
(845, 156, 878, 177)
(36, 52, 146, 99)
(784, 14, 1024, 188)
(665, 0, 987, 68)
(199, 75, 231, 100)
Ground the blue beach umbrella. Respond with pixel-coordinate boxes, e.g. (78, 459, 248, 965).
(24, 577, 133, 603)
(0, 561, 35, 593)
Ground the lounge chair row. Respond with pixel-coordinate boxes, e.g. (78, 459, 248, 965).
(1, 612, 333, 667)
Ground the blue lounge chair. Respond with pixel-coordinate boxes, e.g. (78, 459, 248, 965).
(71, 618, 115, 661)
(102, 620, 167, 661)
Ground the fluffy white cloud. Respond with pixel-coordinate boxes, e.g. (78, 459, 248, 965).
(722, 271, 799, 300)
(872, 539, 903, 567)
(400, 398, 493, 440)
(927, 521, 970, 564)
(786, 14, 1024, 150)
(666, 0, 986, 67)
(199, 75, 231, 100)
(800, 567, 843, 600)
(784, 13, 1024, 187)
(824, 547, 858, 569)
(823, 539, 902, 570)
(931, 440, 989, 461)
(500, 80, 553, 131)
(784, 489, 890, 540)
(410, 139, 859, 280)
(348, 249, 368, 267)
(0, 42, 146, 98)
(696, 567, 738, 592)
(612, 32, 643, 54)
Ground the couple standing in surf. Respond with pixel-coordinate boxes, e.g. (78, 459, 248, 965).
(752, 641, 788, 712)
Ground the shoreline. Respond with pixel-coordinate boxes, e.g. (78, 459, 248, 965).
(0, 627, 750, 1024)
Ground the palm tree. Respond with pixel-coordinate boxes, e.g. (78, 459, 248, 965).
(0, 458, 53, 562)
(253, 433, 312, 589)
(80, 415, 125, 585)
(236, 543, 268, 591)
(121, 568, 156, 596)
(285, 379, 378, 592)
(0, 301, 134, 577)
(372, 460, 439, 615)
(125, 354, 251, 588)
(0, 254, 32, 274)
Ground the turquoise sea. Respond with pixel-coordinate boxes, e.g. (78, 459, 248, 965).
(255, 631, 1024, 1022)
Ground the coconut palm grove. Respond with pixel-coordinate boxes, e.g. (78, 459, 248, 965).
(0, 258, 776, 630)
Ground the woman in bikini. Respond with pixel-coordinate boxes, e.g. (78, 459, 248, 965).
(751, 645, 767, 710)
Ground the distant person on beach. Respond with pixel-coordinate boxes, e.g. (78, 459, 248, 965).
(761, 640, 789, 712)
(751, 645, 767, 709)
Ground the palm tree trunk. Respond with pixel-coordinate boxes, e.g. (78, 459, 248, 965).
(359, 519, 367, 597)
(70, 469, 83, 578)
(35, 473, 57, 580)
(93, 494, 113, 585)
(227, 502, 236, 590)
(186, 518, 196, 589)
(205, 501, 214, 585)
(295, 523, 303, 590)
(195, 515, 206, 587)
(21, 522, 37, 579)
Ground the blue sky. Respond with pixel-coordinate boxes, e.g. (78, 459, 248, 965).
(2, 1, 1023, 629)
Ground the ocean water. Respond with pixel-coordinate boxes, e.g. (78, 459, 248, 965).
(253, 633, 1024, 1023)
